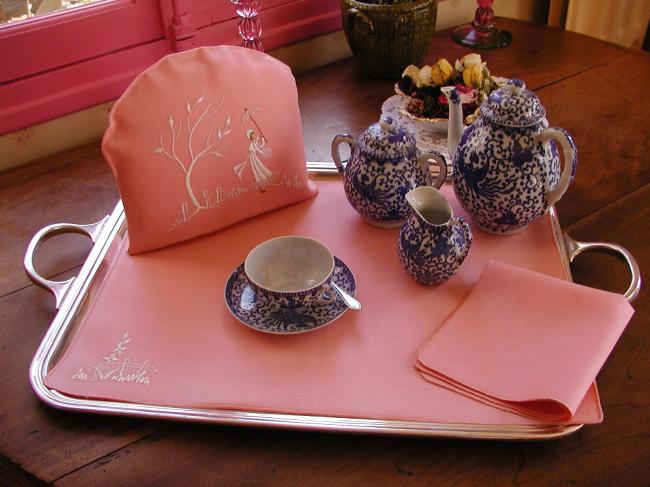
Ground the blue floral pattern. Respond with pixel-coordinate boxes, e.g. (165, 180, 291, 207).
(452, 117, 562, 235)
(398, 213, 472, 285)
(481, 79, 546, 128)
(249, 277, 332, 306)
(225, 257, 356, 334)
(339, 118, 433, 227)
(451, 80, 577, 235)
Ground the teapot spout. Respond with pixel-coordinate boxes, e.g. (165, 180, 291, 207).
(441, 86, 464, 160)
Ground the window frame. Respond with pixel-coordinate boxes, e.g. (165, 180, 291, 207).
(0, 0, 341, 135)
(0, 0, 165, 83)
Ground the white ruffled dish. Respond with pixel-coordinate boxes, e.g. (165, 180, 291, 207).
(392, 84, 449, 132)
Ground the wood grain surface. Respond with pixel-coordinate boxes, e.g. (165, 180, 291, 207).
(1, 18, 648, 487)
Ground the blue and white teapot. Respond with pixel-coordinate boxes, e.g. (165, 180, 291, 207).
(444, 79, 577, 235)
(331, 116, 447, 228)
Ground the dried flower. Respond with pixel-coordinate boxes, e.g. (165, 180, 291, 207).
(401, 64, 421, 85)
(463, 64, 484, 89)
(460, 53, 482, 68)
(417, 65, 433, 87)
(430, 58, 454, 86)
(399, 53, 501, 124)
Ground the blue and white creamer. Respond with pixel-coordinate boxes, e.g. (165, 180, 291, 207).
(398, 186, 472, 285)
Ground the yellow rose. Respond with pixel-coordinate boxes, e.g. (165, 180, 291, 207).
(401, 64, 420, 82)
(463, 64, 484, 89)
(430, 58, 454, 86)
(460, 53, 482, 68)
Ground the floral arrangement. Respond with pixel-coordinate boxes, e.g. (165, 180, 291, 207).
(397, 53, 505, 124)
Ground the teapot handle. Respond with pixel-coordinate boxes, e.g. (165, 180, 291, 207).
(331, 133, 356, 174)
(419, 150, 448, 189)
(535, 127, 577, 206)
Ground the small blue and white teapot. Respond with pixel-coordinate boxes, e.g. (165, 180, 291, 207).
(331, 116, 447, 228)
(444, 79, 577, 235)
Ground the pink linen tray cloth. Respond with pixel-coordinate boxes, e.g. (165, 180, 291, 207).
(44, 180, 603, 426)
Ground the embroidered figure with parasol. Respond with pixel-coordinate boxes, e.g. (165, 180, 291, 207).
(234, 107, 274, 189)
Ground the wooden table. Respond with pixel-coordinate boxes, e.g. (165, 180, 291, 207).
(1, 18, 649, 486)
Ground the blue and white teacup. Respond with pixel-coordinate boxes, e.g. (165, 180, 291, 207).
(244, 236, 336, 308)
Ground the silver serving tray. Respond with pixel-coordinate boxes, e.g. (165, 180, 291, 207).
(24, 162, 641, 440)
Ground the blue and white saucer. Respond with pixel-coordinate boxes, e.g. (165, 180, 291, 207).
(225, 256, 357, 335)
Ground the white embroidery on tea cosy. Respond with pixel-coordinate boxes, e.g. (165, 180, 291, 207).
(153, 95, 231, 220)
(155, 103, 304, 231)
(71, 332, 157, 385)
(168, 173, 305, 231)
(234, 107, 274, 188)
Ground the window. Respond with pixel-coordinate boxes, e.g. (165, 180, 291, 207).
(0, 0, 340, 134)
(1, 0, 108, 25)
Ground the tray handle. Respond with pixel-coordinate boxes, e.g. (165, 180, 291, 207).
(563, 233, 641, 303)
(24, 217, 110, 309)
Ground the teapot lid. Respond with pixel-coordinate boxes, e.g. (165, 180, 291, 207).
(359, 116, 417, 161)
(481, 79, 546, 127)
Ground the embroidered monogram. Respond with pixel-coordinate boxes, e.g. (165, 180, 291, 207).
(71, 333, 157, 385)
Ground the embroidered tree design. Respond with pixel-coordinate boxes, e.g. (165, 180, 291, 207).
(153, 96, 231, 218)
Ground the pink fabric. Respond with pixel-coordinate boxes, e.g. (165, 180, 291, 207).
(103, 45, 317, 254)
(417, 260, 634, 423)
(44, 180, 603, 426)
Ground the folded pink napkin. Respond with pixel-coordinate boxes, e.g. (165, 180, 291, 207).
(416, 260, 634, 423)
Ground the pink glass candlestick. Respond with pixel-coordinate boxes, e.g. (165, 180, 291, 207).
(452, 0, 512, 49)
(231, 0, 264, 52)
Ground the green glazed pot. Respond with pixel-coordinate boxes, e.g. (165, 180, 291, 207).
(341, 0, 438, 79)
